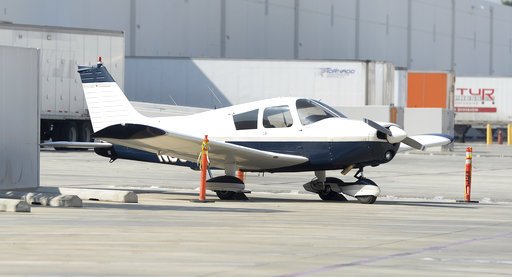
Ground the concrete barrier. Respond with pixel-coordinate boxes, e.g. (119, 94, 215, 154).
(0, 198, 31, 212)
(36, 187, 138, 203)
(0, 191, 82, 207)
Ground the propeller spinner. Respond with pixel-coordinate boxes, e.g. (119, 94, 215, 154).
(364, 118, 425, 150)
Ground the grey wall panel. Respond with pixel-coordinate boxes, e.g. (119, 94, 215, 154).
(298, 0, 356, 60)
(126, 58, 216, 107)
(491, 6, 512, 75)
(0, 46, 39, 189)
(225, 0, 295, 59)
(0, 0, 131, 52)
(135, 0, 221, 57)
(454, 0, 492, 76)
(1, 0, 512, 76)
(410, 0, 452, 71)
(358, 0, 408, 67)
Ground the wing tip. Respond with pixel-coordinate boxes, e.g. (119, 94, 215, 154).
(426, 133, 455, 143)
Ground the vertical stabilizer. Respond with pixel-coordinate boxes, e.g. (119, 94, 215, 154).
(78, 61, 144, 132)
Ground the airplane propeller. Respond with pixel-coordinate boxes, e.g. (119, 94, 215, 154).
(363, 118, 425, 151)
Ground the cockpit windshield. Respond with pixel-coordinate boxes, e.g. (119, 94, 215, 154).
(296, 99, 346, 125)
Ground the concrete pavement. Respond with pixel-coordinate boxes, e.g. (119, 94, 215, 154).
(0, 143, 509, 276)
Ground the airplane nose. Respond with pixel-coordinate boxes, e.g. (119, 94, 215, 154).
(386, 126, 406, 143)
(363, 118, 424, 150)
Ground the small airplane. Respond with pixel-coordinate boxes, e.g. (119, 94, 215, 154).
(44, 59, 453, 204)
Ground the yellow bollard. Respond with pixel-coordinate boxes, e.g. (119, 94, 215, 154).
(486, 124, 492, 145)
(508, 124, 512, 145)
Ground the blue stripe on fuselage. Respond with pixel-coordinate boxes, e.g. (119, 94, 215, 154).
(227, 141, 399, 172)
(94, 145, 199, 170)
(94, 141, 397, 173)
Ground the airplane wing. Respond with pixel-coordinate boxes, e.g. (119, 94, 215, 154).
(398, 134, 454, 152)
(93, 124, 309, 171)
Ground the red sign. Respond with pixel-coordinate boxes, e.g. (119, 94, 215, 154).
(455, 107, 497, 112)
(454, 88, 497, 113)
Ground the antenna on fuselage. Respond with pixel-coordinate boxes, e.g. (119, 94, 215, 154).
(168, 94, 178, 106)
(207, 86, 225, 108)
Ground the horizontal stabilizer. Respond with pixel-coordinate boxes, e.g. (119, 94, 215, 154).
(40, 141, 113, 149)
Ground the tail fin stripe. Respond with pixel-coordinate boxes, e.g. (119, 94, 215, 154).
(79, 63, 144, 132)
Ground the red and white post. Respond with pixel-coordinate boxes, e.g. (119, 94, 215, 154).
(236, 169, 245, 182)
(464, 147, 472, 201)
(199, 135, 208, 201)
(458, 146, 478, 203)
(192, 135, 214, 203)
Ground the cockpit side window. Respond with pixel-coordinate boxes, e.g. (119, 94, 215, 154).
(263, 105, 293, 128)
(296, 99, 344, 125)
(233, 109, 258, 130)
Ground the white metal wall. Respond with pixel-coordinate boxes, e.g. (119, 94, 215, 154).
(1, 0, 511, 76)
(0, 25, 125, 119)
(0, 46, 39, 189)
(126, 58, 372, 108)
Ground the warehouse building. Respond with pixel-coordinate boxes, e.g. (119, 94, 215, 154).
(1, 0, 511, 75)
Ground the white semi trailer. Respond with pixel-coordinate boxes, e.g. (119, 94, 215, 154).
(454, 76, 512, 140)
(0, 23, 124, 142)
(125, 57, 395, 108)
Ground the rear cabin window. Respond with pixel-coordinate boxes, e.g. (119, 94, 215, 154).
(233, 109, 258, 130)
(263, 105, 293, 128)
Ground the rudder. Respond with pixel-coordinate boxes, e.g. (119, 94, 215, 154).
(78, 61, 143, 132)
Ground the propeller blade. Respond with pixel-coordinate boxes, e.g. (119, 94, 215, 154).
(402, 137, 425, 151)
(363, 118, 392, 136)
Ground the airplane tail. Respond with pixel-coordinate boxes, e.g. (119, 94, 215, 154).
(78, 60, 144, 132)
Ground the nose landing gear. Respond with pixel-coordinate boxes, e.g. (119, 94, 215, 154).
(303, 168, 380, 204)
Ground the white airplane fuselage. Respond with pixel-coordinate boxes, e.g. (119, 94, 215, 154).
(136, 97, 399, 172)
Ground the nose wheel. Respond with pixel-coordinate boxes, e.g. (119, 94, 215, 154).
(352, 176, 378, 204)
(304, 176, 347, 201)
(304, 169, 380, 204)
(355, 195, 377, 204)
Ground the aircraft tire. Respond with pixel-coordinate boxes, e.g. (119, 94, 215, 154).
(215, 191, 236, 200)
(356, 195, 377, 204)
(318, 190, 339, 201)
(318, 177, 347, 201)
(354, 178, 378, 204)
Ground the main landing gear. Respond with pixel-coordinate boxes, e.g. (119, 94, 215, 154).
(303, 168, 380, 204)
(205, 166, 249, 200)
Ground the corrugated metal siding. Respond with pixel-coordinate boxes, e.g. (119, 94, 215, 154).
(1, 0, 512, 75)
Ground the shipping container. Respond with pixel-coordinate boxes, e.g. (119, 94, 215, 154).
(406, 71, 455, 109)
(0, 23, 124, 142)
(125, 57, 395, 109)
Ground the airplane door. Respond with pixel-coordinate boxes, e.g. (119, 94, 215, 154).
(260, 105, 299, 155)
